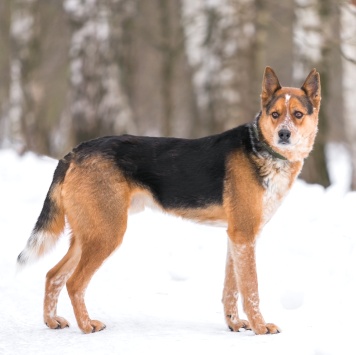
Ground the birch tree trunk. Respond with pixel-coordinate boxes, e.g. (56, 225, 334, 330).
(294, 0, 331, 187)
(0, 0, 11, 146)
(63, 0, 134, 146)
(3, 0, 71, 156)
(341, 2, 356, 190)
(118, 0, 198, 138)
(6, 0, 39, 153)
(183, 0, 258, 136)
(252, 0, 294, 113)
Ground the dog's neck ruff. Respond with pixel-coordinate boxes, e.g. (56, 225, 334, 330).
(251, 120, 288, 161)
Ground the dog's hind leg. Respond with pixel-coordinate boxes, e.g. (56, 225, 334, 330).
(44, 236, 81, 329)
(64, 182, 129, 333)
(66, 217, 127, 333)
(61, 157, 131, 333)
(222, 242, 251, 332)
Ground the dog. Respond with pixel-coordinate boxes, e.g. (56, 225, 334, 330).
(17, 67, 320, 334)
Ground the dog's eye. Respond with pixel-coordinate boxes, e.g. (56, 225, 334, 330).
(294, 111, 303, 119)
(271, 112, 279, 119)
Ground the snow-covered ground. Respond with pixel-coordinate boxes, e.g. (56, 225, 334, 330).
(1, 148, 355, 355)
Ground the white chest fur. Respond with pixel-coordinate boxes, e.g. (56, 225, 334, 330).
(261, 159, 294, 225)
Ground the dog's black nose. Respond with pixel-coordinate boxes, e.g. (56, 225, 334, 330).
(278, 129, 291, 142)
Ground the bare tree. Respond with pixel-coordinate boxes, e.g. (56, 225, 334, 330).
(0, 0, 11, 146)
(63, 0, 134, 147)
(183, 0, 226, 135)
(30, 1, 71, 156)
(294, 0, 331, 187)
(341, 1, 356, 190)
(5, 0, 39, 153)
(229, 0, 259, 125)
(1, 1, 71, 156)
(183, 0, 258, 135)
(257, 0, 294, 85)
(116, 0, 198, 138)
(250, 0, 294, 116)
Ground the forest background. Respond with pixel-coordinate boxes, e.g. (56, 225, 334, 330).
(0, 0, 356, 188)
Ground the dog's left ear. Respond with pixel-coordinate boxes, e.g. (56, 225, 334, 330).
(261, 66, 282, 104)
(301, 69, 321, 107)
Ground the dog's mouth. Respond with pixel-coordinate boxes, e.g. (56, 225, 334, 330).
(278, 139, 290, 145)
(276, 131, 314, 149)
(275, 137, 299, 150)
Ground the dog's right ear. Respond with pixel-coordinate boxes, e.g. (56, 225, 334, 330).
(261, 66, 281, 104)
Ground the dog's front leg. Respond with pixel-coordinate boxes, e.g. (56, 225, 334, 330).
(222, 244, 251, 332)
(227, 237, 280, 335)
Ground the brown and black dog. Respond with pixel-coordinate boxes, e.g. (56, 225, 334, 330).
(18, 67, 320, 334)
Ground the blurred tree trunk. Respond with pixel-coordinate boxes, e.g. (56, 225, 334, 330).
(0, 0, 11, 145)
(29, 1, 70, 156)
(183, 0, 258, 135)
(182, 1, 228, 135)
(263, 0, 294, 86)
(252, 0, 294, 110)
(230, 0, 259, 125)
(295, 0, 331, 187)
(3, 0, 71, 157)
(341, 1, 356, 190)
(63, 0, 134, 147)
(324, 3, 345, 144)
(117, 0, 198, 138)
(6, 0, 39, 153)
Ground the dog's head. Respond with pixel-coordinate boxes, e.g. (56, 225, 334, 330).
(258, 67, 321, 162)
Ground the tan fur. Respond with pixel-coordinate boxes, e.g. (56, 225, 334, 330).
(221, 153, 304, 334)
(222, 152, 279, 334)
(32, 67, 320, 335)
(170, 205, 227, 225)
(44, 158, 130, 332)
(48, 186, 66, 237)
(129, 189, 227, 225)
(44, 237, 81, 329)
(260, 69, 321, 163)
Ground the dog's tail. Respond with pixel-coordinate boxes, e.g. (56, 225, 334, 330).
(17, 153, 72, 270)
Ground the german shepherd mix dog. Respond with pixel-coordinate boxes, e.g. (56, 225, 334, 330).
(18, 67, 320, 335)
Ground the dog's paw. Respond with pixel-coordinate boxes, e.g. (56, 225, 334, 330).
(80, 319, 106, 334)
(252, 322, 281, 335)
(226, 315, 251, 332)
(45, 316, 70, 329)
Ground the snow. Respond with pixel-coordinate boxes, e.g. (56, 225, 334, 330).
(1, 148, 356, 355)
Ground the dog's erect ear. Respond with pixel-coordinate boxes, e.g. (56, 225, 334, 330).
(261, 66, 282, 103)
(301, 69, 321, 106)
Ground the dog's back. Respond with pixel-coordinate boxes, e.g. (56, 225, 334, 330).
(70, 126, 254, 209)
